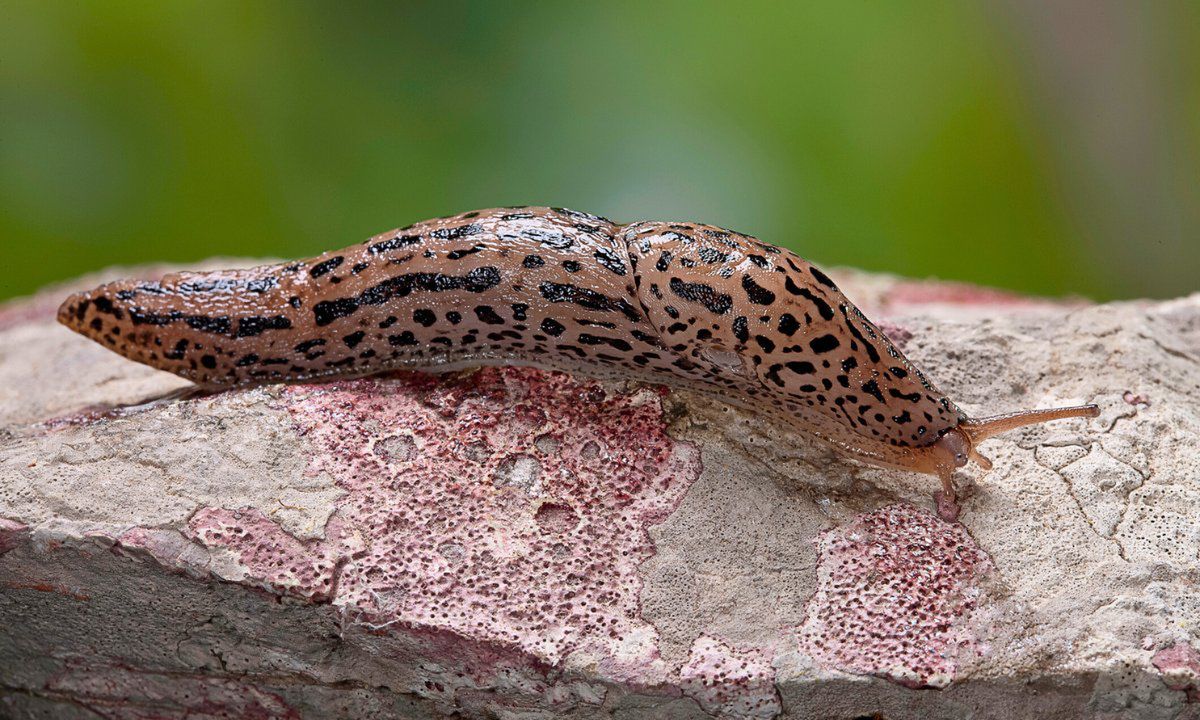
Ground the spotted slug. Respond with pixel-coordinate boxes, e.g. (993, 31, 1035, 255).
(57, 206, 1098, 501)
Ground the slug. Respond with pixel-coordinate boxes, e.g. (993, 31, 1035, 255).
(57, 206, 1098, 505)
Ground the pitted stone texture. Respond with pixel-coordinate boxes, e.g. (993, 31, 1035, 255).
(799, 504, 993, 688)
(680, 635, 781, 719)
(186, 506, 348, 600)
(2, 267, 1199, 719)
(186, 368, 701, 677)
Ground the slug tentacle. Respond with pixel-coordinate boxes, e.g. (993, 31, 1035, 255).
(959, 404, 1100, 444)
(57, 206, 1101, 498)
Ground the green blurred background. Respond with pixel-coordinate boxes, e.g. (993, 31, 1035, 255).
(2, 1, 1198, 302)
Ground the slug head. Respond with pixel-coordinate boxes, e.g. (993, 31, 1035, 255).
(906, 402, 1099, 485)
(908, 425, 976, 479)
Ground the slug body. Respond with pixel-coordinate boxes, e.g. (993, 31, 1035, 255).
(58, 206, 1098, 499)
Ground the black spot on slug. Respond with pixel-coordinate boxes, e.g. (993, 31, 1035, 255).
(861, 379, 885, 403)
(235, 315, 292, 338)
(732, 316, 749, 343)
(889, 388, 923, 403)
(92, 296, 116, 315)
(309, 256, 344, 278)
(741, 275, 776, 305)
(413, 309, 436, 327)
(784, 277, 834, 321)
(668, 278, 733, 315)
(540, 318, 566, 337)
(778, 313, 801, 336)
(447, 245, 484, 260)
(369, 234, 421, 254)
(754, 335, 776, 353)
(474, 306, 505, 325)
(164, 338, 189, 360)
(538, 282, 642, 322)
(577, 333, 633, 352)
(521, 227, 573, 250)
(808, 334, 840, 354)
(431, 223, 482, 240)
(294, 338, 326, 353)
(593, 247, 627, 276)
(810, 266, 838, 288)
(839, 306, 881, 363)
(764, 364, 785, 387)
(786, 361, 816, 375)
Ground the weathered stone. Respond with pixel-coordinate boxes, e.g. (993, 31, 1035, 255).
(1, 264, 1197, 719)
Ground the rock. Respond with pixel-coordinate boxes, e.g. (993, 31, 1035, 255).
(1, 264, 1197, 719)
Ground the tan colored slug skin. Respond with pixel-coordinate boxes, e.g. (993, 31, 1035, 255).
(58, 206, 1098, 500)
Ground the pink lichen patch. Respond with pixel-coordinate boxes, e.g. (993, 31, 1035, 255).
(883, 280, 1081, 312)
(0, 517, 29, 555)
(534, 501, 580, 532)
(115, 527, 213, 579)
(47, 657, 299, 719)
(1153, 643, 1200, 702)
(186, 506, 346, 601)
(680, 635, 780, 719)
(874, 320, 913, 351)
(800, 504, 993, 688)
(186, 367, 701, 674)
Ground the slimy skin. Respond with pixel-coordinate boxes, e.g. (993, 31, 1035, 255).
(57, 206, 1099, 503)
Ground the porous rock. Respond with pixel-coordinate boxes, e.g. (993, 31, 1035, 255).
(1, 264, 1197, 719)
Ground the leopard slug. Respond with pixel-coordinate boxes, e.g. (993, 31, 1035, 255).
(57, 206, 1099, 502)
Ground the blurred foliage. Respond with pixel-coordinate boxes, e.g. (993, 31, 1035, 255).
(2, 1, 1197, 301)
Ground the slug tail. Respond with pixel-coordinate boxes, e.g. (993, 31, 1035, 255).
(960, 403, 1099, 444)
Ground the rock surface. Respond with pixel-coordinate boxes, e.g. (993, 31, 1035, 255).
(1, 264, 1197, 720)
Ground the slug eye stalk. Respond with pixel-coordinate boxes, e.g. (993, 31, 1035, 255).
(960, 404, 1100, 445)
